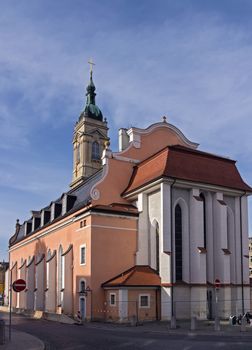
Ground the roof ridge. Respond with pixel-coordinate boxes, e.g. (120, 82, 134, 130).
(122, 266, 138, 284)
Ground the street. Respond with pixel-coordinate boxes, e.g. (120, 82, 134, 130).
(1, 312, 252, 350)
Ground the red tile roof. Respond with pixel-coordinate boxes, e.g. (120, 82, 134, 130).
(124, 145, 252, 195)
(102, 265, 161, 288)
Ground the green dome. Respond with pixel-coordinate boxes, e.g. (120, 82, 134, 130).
(83, 103, 103, 121)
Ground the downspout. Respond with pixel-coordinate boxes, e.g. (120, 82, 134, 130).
(170, 178, 176, 317)
(239, 191, 247, 314)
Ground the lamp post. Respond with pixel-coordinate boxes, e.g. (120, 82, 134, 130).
(85, 286, 92, 321)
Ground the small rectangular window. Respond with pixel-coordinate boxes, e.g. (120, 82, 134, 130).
(110, 293, 116, 306)
(80, 220, 86, 228)
(139, 294, 150, 308)
(80, 245, 86, 265)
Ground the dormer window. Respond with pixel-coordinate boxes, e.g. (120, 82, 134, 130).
(62, 194, 77, 215)
(92, 141, 100, 160)
(41, 210, 50, 226)
(50, 202, 62, 221)
(24, 221, 32, 236)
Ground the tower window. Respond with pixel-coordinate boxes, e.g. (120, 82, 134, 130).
(92, 141, 100, 160)
(76, 144, 81, 163)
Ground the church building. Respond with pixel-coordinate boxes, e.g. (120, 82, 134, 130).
(8, 68, 251, 322)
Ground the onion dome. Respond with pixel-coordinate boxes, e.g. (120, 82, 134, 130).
(79, 70, 103, 121)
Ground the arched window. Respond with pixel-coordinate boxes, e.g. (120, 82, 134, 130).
(46, 249, 51, 289)
(227, 207, 235, 282)
(156, 223, 160, 274)
(80, 279, 86, 293)
(200, 193, 207, 249)
(92, 141, 100, 160)
(175, 204, 182, 281)
(47, 249, 51, 260)
(57, 245, 64, 306)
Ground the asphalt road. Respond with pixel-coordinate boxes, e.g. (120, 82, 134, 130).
(1, 312, 252, 350)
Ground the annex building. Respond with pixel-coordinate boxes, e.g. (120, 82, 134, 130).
(8, 69, 252, 322)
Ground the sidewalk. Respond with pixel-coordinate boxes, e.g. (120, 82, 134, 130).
(136, 319, 252, 336)
(1, 330, 44, 350)
(87, 319, 252, 337)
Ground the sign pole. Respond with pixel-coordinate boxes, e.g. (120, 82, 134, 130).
(9, 269, 12, 341)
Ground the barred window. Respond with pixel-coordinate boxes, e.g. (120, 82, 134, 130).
(139, 294, 150, 308)
(110, 293, 116, 306)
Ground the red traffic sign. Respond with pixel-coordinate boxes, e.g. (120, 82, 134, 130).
(215, 278, 221, 289)
(12, 279, 26, 292)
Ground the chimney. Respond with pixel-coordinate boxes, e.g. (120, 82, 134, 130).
(118, 128, 129, 151)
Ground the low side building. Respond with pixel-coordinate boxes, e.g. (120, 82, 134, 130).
(0, 262, 9, 305)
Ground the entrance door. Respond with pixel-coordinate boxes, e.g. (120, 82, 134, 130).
(80, 297, 86, 320)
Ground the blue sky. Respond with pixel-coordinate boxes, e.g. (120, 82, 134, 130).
(1, 0, 252, 260)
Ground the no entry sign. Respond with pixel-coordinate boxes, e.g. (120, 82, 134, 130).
(215, 278, 221, 289)
(12, 279, 26, 292)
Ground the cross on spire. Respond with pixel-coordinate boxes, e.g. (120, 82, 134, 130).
(88, 58, 95, 73)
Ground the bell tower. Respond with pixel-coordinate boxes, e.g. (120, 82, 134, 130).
(70, 63, 109, 188)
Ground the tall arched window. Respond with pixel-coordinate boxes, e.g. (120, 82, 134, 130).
(92, 141, 100, 160)
(46, 249, 51, 290)
(57, 245, 64, 306)
(175, 204, 182, 281)
(200, 193, 207, 249)
(156, 223, 160, 274)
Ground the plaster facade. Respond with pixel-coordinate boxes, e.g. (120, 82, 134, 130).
(8, 75, 251, 322)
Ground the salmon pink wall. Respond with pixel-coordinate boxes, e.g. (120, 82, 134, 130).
(90, 214, 137, 319)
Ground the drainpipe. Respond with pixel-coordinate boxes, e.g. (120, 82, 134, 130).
(239, 191, 247, 314)
(170, 178, 176, 317)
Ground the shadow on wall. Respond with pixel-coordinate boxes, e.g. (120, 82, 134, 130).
(33, 239, 47, 260)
